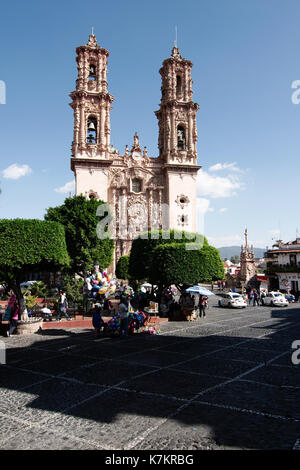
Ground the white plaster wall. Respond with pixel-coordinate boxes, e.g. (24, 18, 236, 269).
(75, 167, 108, 202)
(167, 172, 197, 233)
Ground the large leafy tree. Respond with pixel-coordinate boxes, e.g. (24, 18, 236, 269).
(45, 195, 114, 276)
(0, 219, 70, 318)
(116, 254, 130, 280)
(129, 229, 224, 297)
(129, 229, 205, 281)
(149, 243, 202, 292)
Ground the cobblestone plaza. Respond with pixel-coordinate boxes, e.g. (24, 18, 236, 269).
(0, 298, 300, 450)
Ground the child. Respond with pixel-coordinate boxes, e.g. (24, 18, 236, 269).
(92, 304, 107, 338)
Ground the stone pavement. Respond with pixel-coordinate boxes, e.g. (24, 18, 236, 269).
(0, 297, 300, 450)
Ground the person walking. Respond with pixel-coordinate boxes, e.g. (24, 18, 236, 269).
(5, 296, 19, 337)
(56, 290, 71, 321)
(119, 297, 129, 337)
(253, 289, 259, 306)
(199, 295, 207, 318)
(260, 290, 266, 306)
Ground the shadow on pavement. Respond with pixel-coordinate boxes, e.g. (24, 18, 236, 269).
(1, 306, 300, 450)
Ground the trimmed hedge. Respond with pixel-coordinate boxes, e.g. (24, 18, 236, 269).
(0, 219, 70, 272)
(129, 229, 207, 281)
(150, 243, 202, 287)
(116, 254, 130, 280)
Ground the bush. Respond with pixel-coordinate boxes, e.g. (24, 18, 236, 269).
(129, 229, 206, 281)
(116, 255, 130, 280)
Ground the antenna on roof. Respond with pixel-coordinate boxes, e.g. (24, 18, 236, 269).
(92, 26, 94, 35)
(174, 25, 178, 47)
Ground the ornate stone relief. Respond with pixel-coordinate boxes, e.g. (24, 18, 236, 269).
(175, 194, 190, 209)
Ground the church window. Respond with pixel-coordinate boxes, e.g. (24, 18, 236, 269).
(177, 125, 186, 150)
(132, 178, 142, 193)
(176, 75, 182, 97)
(89, 64, 96, 81)
(87, 117, 97, 144)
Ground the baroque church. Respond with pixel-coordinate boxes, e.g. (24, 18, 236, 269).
(70, 33, 200, 271)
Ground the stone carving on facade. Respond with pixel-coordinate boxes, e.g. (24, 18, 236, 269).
(87, 34, 98, 48)
(177, 214, 188, 227)
(175, 194, 190, 209)
(127, 194, 148, 238)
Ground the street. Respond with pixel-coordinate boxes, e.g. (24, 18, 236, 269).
(0, 296, 300, 450)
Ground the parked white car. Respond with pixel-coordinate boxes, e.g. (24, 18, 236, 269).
(263, 292, 289, 307)
(218, 293, 247, 308)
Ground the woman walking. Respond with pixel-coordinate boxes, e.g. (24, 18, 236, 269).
(4, 293, 19, 337)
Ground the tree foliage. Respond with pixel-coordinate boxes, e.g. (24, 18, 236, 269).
(150, 243, 202, 290)
(129, 229, 224, 291)
(0, 219, 69, 275)
(116, 255, 130, 280)
(0, 219, 70, 309)
(45, 195, 114, 275)
(129, 229, 206, 281)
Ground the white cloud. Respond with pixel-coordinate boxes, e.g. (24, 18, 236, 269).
(219, 208, 228, 213)
(208, 162, 242, 173)
(196, 197, 214, 215)
(54, 180, 75, 194)
(2, 163, 32, 180)
(197, 169, 244, 199)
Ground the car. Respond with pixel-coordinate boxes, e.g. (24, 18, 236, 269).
(263, 291, 289, 307)
(284, 293, 295, 303)
(218, 292, 247, 308)
(20, 280, 38, 289)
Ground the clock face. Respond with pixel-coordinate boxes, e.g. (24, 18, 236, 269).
(132, 151, 142, 161)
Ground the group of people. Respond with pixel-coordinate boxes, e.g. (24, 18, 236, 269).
(2, 289, 71, 337)
(179, 292, 209, 320)
(242, 288, 265, 306)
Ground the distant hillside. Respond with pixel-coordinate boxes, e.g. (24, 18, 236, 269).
(217, 246, 266, 260)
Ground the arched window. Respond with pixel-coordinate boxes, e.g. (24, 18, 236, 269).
(176, 75, 182, 98)
(87, 117, 97, 144)
(177, 125, 185, 150)
(89, 64, 96, 81)
(132, 178, 142, 193)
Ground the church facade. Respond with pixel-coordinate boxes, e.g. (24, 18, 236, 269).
(70, 34, 200, 271)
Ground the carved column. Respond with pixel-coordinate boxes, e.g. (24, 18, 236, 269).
(158, 189, 162, 229)
(148, 189, 153, 231)
(100, 104, 105, 150)
(188, 110, 193, 151)
(79, 103, 85, 144)
(105, 103, 111, 150)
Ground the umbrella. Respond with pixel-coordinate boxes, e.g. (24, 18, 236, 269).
(185, 285, 215, 296)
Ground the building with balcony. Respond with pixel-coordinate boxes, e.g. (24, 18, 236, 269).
(265, 238, 300, 295)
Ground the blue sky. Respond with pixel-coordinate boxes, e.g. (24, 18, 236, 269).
(0, 0, 299, 248)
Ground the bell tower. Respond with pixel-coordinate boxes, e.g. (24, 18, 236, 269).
(155, 46, 200, 233)
(70, 33, 114, 160)
(155, 46, 199, 165)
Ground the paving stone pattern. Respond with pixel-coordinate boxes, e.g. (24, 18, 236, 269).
(0, 298, 300, 450)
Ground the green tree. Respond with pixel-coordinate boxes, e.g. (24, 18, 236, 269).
(198, 245, 225, 282)
(116, 255, 130, 280)
(150, 243, 202, 293)
(129, 229, 206, 281)
(0, 219, 70, 319)
(61, 274, 84, 304)
(45, 195, 114, 276)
